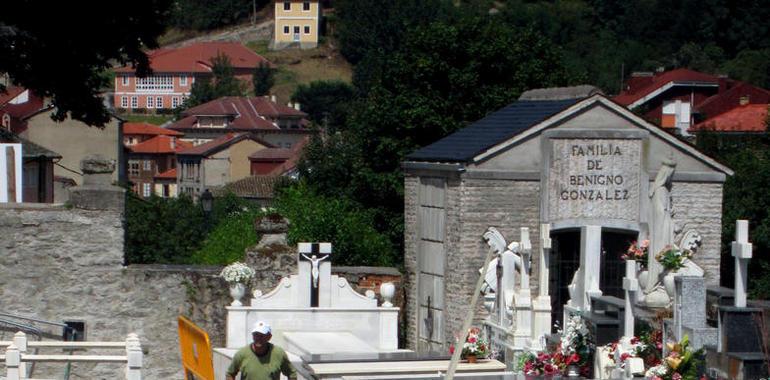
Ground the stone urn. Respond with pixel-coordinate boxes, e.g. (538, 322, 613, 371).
(380, 282, 396, 307)
(229, 283, 247, 306)
(663, 271, 677, 298)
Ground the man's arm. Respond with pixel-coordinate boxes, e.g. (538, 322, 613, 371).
(226, 375, 236, 380)
(281, 352, 297, 380)
(226, 351, 242, 380)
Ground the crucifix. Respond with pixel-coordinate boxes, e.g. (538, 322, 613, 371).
(731, 220, 752, 307)
(298, 242, 332, 307)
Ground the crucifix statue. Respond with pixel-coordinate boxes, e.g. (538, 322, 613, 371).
(298, 242, 332, 307)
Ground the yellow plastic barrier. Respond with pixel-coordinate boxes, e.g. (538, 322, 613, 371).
(178, 315, 214, 380)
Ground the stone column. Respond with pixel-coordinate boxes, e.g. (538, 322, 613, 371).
(580, 225, 602, 310)
(531, 223, 552, 349)
(12, 332, 27, 378)
(68, 155, 125, 212)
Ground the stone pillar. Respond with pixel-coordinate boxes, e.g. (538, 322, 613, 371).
(12, 331, 27, 378)
(68, 155, 125, 212)
(126, 333, 143, 380)
(580, 225, 602, 310)
(731, 220, 752, 308)
(622, 260, 638, 341)
(5, 343, 21, 380)
(531, 223, 552, 349)
(513, 228, 533, 349)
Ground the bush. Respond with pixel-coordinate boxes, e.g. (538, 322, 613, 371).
(191, 208, 262, 265)
(274, 182, 398, 267)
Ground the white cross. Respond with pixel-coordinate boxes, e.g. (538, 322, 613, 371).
(622, 260, 638, 339)
(731, 220, 752, 307)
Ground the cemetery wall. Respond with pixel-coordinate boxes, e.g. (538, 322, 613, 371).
(671, 182, 723, 285)
(0, 203, 228, 379)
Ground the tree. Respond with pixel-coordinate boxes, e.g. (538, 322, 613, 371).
(291, 80, 355, 130)
(252, 62, 275, 96)
(177, 53, 245, 111)
(0, 2, 171, 126)
(171, 0, 269, 31)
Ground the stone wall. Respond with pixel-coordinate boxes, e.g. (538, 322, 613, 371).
(0, 203, 229, 379)
(403, 175, 419, 349)
(672, 182, 724, 286)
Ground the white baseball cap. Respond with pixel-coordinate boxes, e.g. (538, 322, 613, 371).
(251, 320, 271, 335)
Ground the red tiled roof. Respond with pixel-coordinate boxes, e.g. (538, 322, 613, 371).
(129, 135, 193, 154)
(696, 82, 770, 118)
(177, 133, 272, 156)
(115, 42, 271, 74)
(690, 104, 768, 133)
(154, 168, 177, 179)
(614, 69, 721, 106)
(0, 87, 26, 106)
(168, 97, 307, 131)
(124, 122, 183, 136)
(213, 175, 280, 199)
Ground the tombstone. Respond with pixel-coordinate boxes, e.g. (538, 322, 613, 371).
(663, 276, 717, 351)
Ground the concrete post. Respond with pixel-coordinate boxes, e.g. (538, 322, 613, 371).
(5, 343, 21, 380)
(126, 333, 143, 380)
(13, 331, 27, 378)
(731, 220, 752, 307)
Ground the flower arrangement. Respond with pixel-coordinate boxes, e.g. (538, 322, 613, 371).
(623, 240, 649, 269)
(606, 329, 663, 370)
(449, 327, 489, 360)
(517, 351, 562, 376)
(559, 313, 594, 374)
(220, 262, 255, 284)
(644, 336, 704, 380)
(655, 245, 693, 271)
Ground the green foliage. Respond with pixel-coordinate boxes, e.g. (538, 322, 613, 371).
(191, 208, 261, 265)
(177, 53, 246, 114)
(252, 62, 276, 96)
(170, 0, 268, 31)
(274, 182, 398, 267)
(125, 193, 206, 264)
(0, 2, 170, 126)
(291, 80, 355, 130)
(722, 49, 770, 88)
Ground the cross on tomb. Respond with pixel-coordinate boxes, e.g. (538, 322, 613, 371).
(731, 220, 752, 307)
(298, 242, 332, 307)
(621, 260, 638, 340)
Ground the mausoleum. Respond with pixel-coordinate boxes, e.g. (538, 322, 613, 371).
(402, 89, 733, 353)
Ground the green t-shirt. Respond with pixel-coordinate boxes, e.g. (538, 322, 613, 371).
(227, 343, 297, 380)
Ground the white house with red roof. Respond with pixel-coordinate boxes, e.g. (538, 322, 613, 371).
(113, 42, 271, 111)
(614, 68, 770, 136)
(167, 96, 311, 149)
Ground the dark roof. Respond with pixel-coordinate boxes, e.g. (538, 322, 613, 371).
(0, 129, 61, 159)
(213, 175, 280, 199)
(406, 98, 579, 163)
(177, 133, 272, 157)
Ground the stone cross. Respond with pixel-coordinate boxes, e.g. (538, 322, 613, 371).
(621, 260, 638, 340)
(731, 220, 752, 307)
(298, 242, 332, 307)
(531, 224, 553, 350)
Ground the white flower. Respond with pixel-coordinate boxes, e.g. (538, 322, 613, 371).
(220, 262, 255, 284)
(645, 364, 668, 377)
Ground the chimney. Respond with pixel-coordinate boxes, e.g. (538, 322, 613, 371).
(294, 102, 301, 111)
(271, 95, 277, 103)
(740, 95, 750, 106)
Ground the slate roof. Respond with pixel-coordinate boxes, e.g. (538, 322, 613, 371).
(406, 98, 579, 163)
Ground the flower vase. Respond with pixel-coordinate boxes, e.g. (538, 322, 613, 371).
(465, 354, 477, 363)
(229, 283, 246, 306)
(663, 271, 677, 298)
(637, 270, 649, 302)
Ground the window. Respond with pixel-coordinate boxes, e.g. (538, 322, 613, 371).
(135, 75, 174, 92)
(121, 96, 128, 108)
(128, 161, 140, 176)
(303, 1, 310, 11)
(283, 26, 290, 35)
(122, 76, 129, 86)
(130, 96, 138, 109)
(143, 160, 152, 171)
(180, 76, 187, 86)
(147, 96, 154, 108)
(156, 97, 163, 109)
(143, 183, 151, 197)
(304, 25, 311, 34)
(172, 97, 179, 109)
(283, 1, 291, 11)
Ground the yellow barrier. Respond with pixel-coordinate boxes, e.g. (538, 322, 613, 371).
(178, 315, 214, 380)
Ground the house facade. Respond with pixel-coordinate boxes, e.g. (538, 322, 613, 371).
(127, 135, 192, 198)
(113, 43, 271, 111)
(0, 129, 60, 203)
(273, 0, 321, 50)
(168, 96, 311, 148)
(176, 133, 271, 199)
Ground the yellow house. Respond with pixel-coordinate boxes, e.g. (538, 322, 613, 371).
(272, 0, 321, 50)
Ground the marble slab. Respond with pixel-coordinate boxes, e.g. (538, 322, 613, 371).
(307, 359, 507, 377)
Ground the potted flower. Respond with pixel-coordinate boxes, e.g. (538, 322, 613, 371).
(449, 327, 489, 363)
(655, 245, 693, 297)
(517, 351, 561, 379)
(559, 313, 595, 377)
(643, 335, 704, 380)
(220, 262, 255, 306)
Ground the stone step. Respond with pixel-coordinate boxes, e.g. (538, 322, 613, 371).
(590, 295, 625, 318)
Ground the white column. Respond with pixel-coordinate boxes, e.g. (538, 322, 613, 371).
(513, 228, 533, 349)
(580, 225, 603, 310)
(12, 331, 27, 378)
(732, 220, 752, 307)
(5, 343, 21, 380)
(226, 307, 248, 348)
(126, 333, 143, 380)
(531, 224, 552, 349)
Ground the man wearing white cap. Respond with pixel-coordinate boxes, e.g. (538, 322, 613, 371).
(226, 321, 296, 380)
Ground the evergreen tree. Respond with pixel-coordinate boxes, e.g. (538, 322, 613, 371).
(252, 62, 275, 97)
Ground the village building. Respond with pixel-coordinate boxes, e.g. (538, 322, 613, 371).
(272, 0, 321, 50)
(167, 96, 310, 149)
(127, 134, 192, 198)
(402, 88, 732, 352)
(0, 129, 60, 203)
(113, 42, 271, 111)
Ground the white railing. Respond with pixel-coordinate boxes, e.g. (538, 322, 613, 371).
(0, 331, 142, 380)
(0, 143, 22, 203)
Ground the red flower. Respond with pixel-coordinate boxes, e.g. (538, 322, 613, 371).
(449, 345, 455, 355)
(565, 353, 580, 365)
(468, 336, 477, 343)
(631, 336, 640, 344)
(620, 353, 631, 362)
(543, 364, 558, 375)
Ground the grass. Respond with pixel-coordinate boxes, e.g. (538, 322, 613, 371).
(121, 113, 176, 125)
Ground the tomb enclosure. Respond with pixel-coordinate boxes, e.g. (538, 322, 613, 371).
(403, 91, 733, 354)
